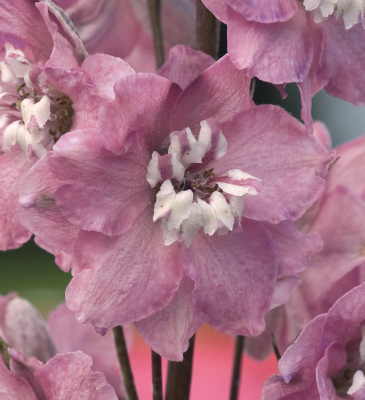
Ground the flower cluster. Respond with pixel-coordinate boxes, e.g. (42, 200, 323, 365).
(0, 0, 365, 398)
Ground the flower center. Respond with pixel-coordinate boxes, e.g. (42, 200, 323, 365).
(304, 0, 365, 29)
(333, 326, 365, 396)
(0, 43, 73, 158)
(146, 119, 262, 247)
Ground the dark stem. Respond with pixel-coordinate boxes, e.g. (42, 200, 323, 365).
(165, 335, 196, 400)
(113, 326, 139, 400)
(148, 0, 165, 69)
(271, 333, 282, 361)
(229, 335, 245, 400)
(152, 350, 163, 400)
(196, 0, 220, 59)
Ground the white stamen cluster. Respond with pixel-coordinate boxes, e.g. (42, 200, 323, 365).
(0, 43, 73, 158)
(304, 0, 365, 29)
(146, 120, 261, 247)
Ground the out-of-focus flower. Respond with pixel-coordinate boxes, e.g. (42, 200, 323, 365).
(0, 0, 134, 251)
(52, 0, 195, 72)
(262, 282, 365, 400)
(18, 45, 332, 360)
(0, 293, 131, 398)
(1, 348, 117, 399)
(201, 0, 365, 131)
(246, 123, 365, 360)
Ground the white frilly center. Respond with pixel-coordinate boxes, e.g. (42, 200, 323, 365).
(0, 43, 73, 159)
(146, 120, 261, 247)
(304, 0, 365, 29)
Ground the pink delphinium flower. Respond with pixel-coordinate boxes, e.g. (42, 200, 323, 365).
(202, 0, 365, 131)
(18, 45, 333, 360)
(0, 0, 134, 251)
(262, 282, 365, 399)
(246, 123, 365, 360)
(0, 349, 117, 400)
(0, 293, 131, 398)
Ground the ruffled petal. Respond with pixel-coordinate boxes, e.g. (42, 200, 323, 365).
(135, 275, 204, 361)
(182, 218, 278, 336)
(66, 207, 184, 330)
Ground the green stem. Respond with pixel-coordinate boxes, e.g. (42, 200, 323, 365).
(148, 0, 165, 69)
(0, 337, 10, 368)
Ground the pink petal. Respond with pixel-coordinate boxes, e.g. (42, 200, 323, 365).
(48, 303, 129, 398)
(169, 54, 253, 134)
(279, 314, 326, 384)
(201, 0, 229, 23)
(292, 187, 365, 321)
(0, 356, 36, 400)
(262, 221, 322, 278)
(158, 45, 215, 90)
(227, 4, 315, 84)
(18, 155, 80, 255)
(225, 0, 298, 23)
(48, 129, 151, 237)
(30, 54, 134, 132)
(135, 275, 204, 361)
(325, 135, 365, 200)
(313, 121, 332, 149)
(0, 0, 53, 63)
(66, 207, 184, 330)
(34, 352, 118, 399)
(270, 275, 303, 310)
(182, 219, 278, 336)
(316, 343, 346, 399)
(320, 16, 365, 106)
(34, 236, 76, 273)
(216, 105, 334, 223)
(99, 73, 181, 154)
(321, 282, 365, 346)
(0, 146, 33, 250)
(36, 2, 81, 69)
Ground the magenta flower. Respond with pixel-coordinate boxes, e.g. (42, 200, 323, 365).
(0, 293, 131, 398)
(0, 0, 134, 251)
(263, 282, 365, 399)
(202, 0, 365, 131)
(19, 46, 332, 360)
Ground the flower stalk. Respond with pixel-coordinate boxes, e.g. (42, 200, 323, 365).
(229, 335, 245, 400)
(165, 335, 195, 400)
(148, 0, 165, 69)
(113, 326, 139, 400)
(152, 350, 163, 400)
(196, 0, 220, 59)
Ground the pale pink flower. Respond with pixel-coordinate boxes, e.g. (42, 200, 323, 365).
(0, 293, 131, 398)
(263, 282, 365, 400)
(1, 348, 117, 400)
(246, 123, 365, 360)
(0, 0, 134, 251)
(19, 46, 332, 360)
(202, 0, 365, 131)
